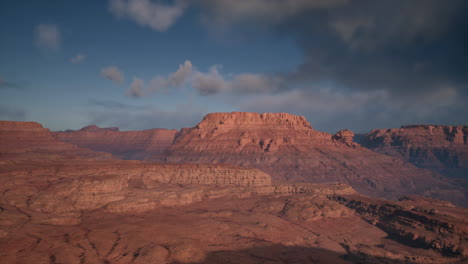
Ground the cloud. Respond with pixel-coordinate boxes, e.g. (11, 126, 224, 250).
(127, 77, 145, 97)
(109, 0, 188, 31)
(0, 105, 26, 121)
(126, 60, 284, 97)
(192, 65, 227, 95)
(35, 24, 60, 51)
(70, 53, 87, 64)
(197, 1, 468, 97)
(101, 66, 124, 84)
(147, 60, 193, 93)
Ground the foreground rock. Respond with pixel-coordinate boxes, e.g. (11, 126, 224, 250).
(1, 163, 466, 263)
(153, 112, 466, 205)
(358, 125, 468, 179)
(54, 125, 177, 160)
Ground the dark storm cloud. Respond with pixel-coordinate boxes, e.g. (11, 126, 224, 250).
(199, 0, 468, 96)
(280, 0, 468, 96)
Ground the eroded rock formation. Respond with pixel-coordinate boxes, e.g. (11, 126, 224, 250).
(359, 125, 468, 178)
(154, 112, 465, 204)
(1, 119, 467, 263)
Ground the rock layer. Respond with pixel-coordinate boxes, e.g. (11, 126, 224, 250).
(54, 125, 177, 160)
(359, 125, 468, 178)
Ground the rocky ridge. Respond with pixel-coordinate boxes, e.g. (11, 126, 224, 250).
(54, 125, 177, 160)
(0, 121, 112, 161)
(359, 125, 468, 178)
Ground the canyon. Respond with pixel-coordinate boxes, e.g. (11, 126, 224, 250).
(53, 112, 468, 205)
(1, 114, 467, 263)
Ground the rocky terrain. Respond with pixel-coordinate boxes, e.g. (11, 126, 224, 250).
(358, 125, 468, 179)
(146, 112, 466, 205)
(54, 125, 177, 160)
(1, 118, 467, 263)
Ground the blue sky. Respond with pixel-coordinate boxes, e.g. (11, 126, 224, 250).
(1, 0, 467, 132)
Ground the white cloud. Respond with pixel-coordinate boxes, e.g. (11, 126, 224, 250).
(127, 77, 145, 97)
(101, 66, 124, 84)
(109, 0, 187, 31)
(70, 53, 87, 64)
(148, 60, 193, 93)
(35, 24, 60, 51)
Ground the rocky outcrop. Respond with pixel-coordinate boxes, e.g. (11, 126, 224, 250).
(359, 125, 468, 178)
(54, 125, 177, 160)
(333, 129, 356, 146)
(154, 112, 465, 205)
(0, 121, 112, 161)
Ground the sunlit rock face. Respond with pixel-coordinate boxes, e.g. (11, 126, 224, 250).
(359, 125, 468, 178)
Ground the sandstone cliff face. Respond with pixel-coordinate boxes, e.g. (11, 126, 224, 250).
(54, 125, 177, 160)
(0, 121, 112, 161)
(155, 112, 465, 204)
(359, 125, 468, 178)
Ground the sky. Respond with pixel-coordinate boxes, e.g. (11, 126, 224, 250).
(0, 0, 467, 133)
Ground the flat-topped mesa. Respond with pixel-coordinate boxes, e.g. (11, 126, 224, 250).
(172, 112, 332, 153)
(199, 112, 313, 130)
(54, 126, 178, 160)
